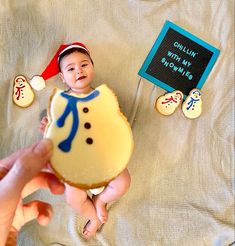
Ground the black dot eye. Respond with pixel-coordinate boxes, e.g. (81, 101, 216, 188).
(83, 107, 89, 113)
(86, 138, 93, 144)
(84, 122, 91, 129)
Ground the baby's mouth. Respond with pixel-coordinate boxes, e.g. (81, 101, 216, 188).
(77, 76, 86, 81)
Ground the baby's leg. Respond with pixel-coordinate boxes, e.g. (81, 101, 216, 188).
(93, 168, 131, 223)
(65, 185, 101, 239)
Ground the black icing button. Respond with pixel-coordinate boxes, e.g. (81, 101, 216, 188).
(86, 138, 93, 144)
(83, 107, 89, 113)
(84, 122, 91, 129)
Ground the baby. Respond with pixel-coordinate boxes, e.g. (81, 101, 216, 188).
(39, 43, 131, 239)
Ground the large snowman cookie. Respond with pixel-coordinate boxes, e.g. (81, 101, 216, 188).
(45, 84, 134, 189)
(155, 90, 183, 115)
(13, 75, 35, 107)
(182, 88, 202, 119)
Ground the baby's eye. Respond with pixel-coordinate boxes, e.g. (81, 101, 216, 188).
(68, 67, 75, 71)
(81, 63, 88, 67)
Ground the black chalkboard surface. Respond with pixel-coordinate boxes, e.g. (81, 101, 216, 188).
(138, 21, 220, 97)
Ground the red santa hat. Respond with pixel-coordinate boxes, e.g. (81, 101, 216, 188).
(30, 42, 90, 91)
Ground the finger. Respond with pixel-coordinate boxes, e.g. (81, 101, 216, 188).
(43, 117, 48, 124)
(37, 203, 53, 226)
(40, 117, 48, 126)
(39, 120, 48, 134)
(22, 172, 65, 198)
(0, 143, 38, 171)
(41, 116, 48, 122)
(24, 200, 53, 226)
(39, 128, 44, 134)
(14, 200, 53, 229)
(1, 139, 53, 193)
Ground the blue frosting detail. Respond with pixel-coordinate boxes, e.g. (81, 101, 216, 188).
(186, 97, 199, 110)
(56, 90, 100, 152)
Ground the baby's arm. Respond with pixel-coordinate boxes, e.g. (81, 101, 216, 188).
(39, 116, 48, 134)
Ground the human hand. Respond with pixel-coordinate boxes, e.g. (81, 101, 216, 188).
(0, 139, 65, 246)
(39, 116, 48, 134)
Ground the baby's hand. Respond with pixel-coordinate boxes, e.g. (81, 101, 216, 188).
(39, 116, 48, 134)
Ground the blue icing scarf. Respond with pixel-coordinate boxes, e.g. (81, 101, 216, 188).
(186, 97, 199, 110)
(56, 90, 100, 152)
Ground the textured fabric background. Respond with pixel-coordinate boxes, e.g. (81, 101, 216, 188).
(0, 0, 234, 245)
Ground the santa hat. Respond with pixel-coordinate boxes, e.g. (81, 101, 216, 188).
(30, 42, 90, 91)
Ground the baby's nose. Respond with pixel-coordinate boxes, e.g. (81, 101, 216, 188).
(77, 67, 83, 74)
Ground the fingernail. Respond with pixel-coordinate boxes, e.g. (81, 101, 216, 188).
(34, 139, 53, 156)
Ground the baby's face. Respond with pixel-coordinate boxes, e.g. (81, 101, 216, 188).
(59, 51, 95, 94)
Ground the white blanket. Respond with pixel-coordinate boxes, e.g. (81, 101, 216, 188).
(0, 0, 234, 245)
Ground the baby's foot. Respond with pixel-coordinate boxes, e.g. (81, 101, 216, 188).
(93, 196, 108, 224)
(82, 219, 101, 239)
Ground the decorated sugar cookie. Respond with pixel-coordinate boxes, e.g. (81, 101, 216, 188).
(13, 75, 35, 108)
(155, 90, 183, 115)
(45, 84, 134, 189)
(182, 88, 202, 119)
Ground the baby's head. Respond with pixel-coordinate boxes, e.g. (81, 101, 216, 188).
(58, 46, 95, 94)
(30, 42, 94, 93)
(58, 47, 94, 70)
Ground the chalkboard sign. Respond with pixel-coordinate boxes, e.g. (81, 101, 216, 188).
(138, 21, 220, 96)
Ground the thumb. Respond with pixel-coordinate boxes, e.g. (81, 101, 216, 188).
(1, 139, 53, 195)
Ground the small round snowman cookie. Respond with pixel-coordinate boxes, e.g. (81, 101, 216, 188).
(155, 90, 183, 115)
(13, 75, 35, 108)
(182, 88, 202, 119)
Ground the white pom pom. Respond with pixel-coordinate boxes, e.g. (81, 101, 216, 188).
(30, 76, 46, 91)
